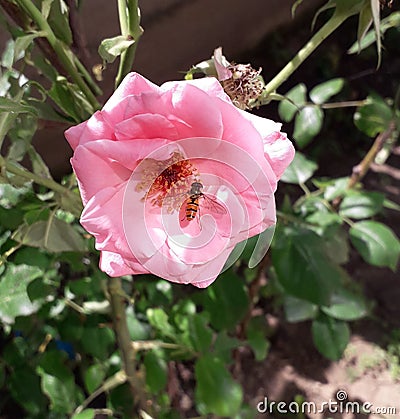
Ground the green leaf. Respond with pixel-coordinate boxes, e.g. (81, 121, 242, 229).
(0, 183, 30, 208)
(147, 307, 176, 338)
(38, 369, 80, 414)
(98, 35, 135, 63)
(84, 364, 107, 394)
(81, 326, 115, 360)
(293, 105, 324, 148)
(126, 309, 151, 340)
(306, 211, 342, 227)
(272, 226, 343, 305)
(195, 355, 243, 416)
(9, 367, 47, 415)
(47, 0, 73, 45)
(0, 97, 38, 115)
(14, 32, 46, 62)
(172, 299, 196, 333)
(370, 0, 382, 67)
(339, 191, 384, 219)
(322, 226, 350, 265)
(322, 288, 368, 320)
(312, 313, 350, 360)
(280, 152, 318, 184)
(349, 221, 400, 270)
(323, 177, 350, 201)
(354, 94, 392, 137)
(144, 350, 168, 393)
(28, 146, 53, 179)
(309, 78, 344, 104)
(348, 11, 400, 54)
(12, 217, 87, 253)
(284, 296, 318, 322)
(1, 39, 15, 69)
(278, 83, 307, 122)
(72, 410, 95, 419)
(0, 264, 43, 324)
(49, 78, 89, 122)
(213, 332, 240, 362)
(39, 350, 72, 380)
(246, 316, 270, 361)
(188, 314, 213, 353)
(202, 271, 249, 331)
(356, 1, 373, 55)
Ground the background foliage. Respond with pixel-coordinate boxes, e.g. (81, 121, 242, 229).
(0, 0, 399, 418)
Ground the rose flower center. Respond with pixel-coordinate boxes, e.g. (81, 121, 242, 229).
(135, 152, 199, 211)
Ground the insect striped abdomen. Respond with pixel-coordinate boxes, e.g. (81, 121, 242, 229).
(185, 196, 200, 221)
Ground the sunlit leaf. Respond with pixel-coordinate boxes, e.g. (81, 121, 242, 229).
(356, 1, 373, 55)
(98, 35, 135, 64)
(293, 105, 324, 148)
(370, 0, 382, 67)
(71, 410, 95, 419)
(280, 152, 318, 184)
(322, 288, 369, 320)
(38, 369, 80, 414)
(348, 11, 400, 54)
(278, 83, 307, 123)
(0, 264, 43, 324)
(339, 191, 384, 219)
(0, 97, 38, 115)
(309, 78, 344, 104)
(350, 220, 400, 270)
(84, 364, 106, 394)
(14, 32, 46, 62)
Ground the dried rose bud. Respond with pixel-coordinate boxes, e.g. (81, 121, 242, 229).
(213, 48, 264, 110)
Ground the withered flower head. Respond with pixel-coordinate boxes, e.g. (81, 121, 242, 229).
(213, 47, 264, 110)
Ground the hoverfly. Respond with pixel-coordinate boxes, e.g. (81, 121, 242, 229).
(183, 181, 227, 222)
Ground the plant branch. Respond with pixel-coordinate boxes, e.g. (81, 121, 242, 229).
(107, 278, 149, 414)
(0, 156, 83, 217)
(74, 370, 127, 415)
(332, 121, 397, 208)
(115, 0, 143, 88)
(14, 0, 100, 111)
(0, 0, 67, 76)
(348, 121, 397, 189)
(263, 14, 345, 96)
(320, 100, 368, 109)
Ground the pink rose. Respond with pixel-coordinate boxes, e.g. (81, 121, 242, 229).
(65, 72, 294, 287)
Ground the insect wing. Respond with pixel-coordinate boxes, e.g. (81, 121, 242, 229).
(200, 194, 227, 215)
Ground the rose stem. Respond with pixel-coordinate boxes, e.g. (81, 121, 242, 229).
(348, 121, 397, 188)
(107, 278, 149, 414)
(332, 121, 397, 209)
(263, 12, 349, 97)
(14, 0, 101, 111)
(115, 0, 143, 88)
